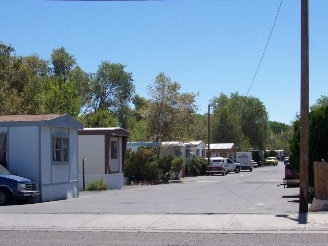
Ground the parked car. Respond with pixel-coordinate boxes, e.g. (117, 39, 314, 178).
(0, 164, 40, 205)
(283, 163, 300, 187)
(206, 161, 227, 176)
(251, 160, 258, 168)
(207, 157, 241, 174)
(284, 157, 289, 164)
(266, 157, 278, 166)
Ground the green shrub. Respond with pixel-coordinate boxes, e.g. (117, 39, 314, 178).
(188, 157, 207, 176)
(142, 161, 161, 181)
(171, 156, 184, 180)
(158, 154, 173, 176)
(85, 177, 108, 191)
(124, 147, 160, 181)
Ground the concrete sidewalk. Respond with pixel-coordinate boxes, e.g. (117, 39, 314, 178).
(1, 213, 328, 233)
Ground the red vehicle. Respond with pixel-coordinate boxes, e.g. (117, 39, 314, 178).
(283, 164, 300, 187)
(206, 158, 228, 176)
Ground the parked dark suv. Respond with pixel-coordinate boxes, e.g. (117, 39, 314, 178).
(0, 164, 40, 205)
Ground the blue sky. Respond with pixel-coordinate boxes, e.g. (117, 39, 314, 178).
(1, 0, 327, 124)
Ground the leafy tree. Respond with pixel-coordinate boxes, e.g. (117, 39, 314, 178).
(41, 77, 82, 117)
(21, 77, 45, 114)
(132, 94, 149, 121)
(0, 87, 23, 115)
(78, 108, 119, 128)
(69, 66, 92, 111)
(88, 61, 135, 128)
(23, 55, 49, 78)
(210, 93, 267, 151)
(310, 95, 328, 111)
(289, 104, 328, 187)
(50, 47, 76, 82)
(126, 117, 148, 141)
(142, 72, 198, 142)
(190, 113, 208, 143)
(269, 121, 290, 135)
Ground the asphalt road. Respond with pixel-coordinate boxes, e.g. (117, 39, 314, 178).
(1, 162, 325, 245)
(1, 162, 302, 215)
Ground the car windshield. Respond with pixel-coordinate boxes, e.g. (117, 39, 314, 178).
(0, 164, 11, 175)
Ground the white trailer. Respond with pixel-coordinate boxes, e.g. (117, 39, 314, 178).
(236, 152, 253, 171)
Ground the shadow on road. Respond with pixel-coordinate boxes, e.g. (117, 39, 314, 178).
(275, 213, 308, 224)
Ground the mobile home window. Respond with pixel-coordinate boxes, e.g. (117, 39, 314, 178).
(52, 137, 69, 162)
(111, 141, 118, 159)
(0, 134, 7, 167)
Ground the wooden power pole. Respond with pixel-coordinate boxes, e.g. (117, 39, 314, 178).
(207, 104, 211, 166)
(299, 0, 309, 213)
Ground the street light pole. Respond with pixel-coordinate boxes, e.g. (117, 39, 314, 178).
(207, 104, 211, 166)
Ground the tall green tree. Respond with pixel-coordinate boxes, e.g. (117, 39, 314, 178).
(68, 66, 92, 112)
(310, 95, 328, 111)
(210, 93, 268, 151)
(141, 72, 198, 142)
(269, 121, 290, 135)
(50, 47, 76, 82)
(78, 108, 119, 128)
(41, 77, 82, 117)
(125, 95, 149, 141)
(289, 105, 328, 187)
(88, 61, 135, 128)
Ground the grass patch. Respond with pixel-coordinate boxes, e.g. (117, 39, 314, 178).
(85, 177, 108, 191)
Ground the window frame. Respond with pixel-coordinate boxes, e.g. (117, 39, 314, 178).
(52, 135, 69, 164)
(174, 149, 181, 157)
(111, 141, 118, 159)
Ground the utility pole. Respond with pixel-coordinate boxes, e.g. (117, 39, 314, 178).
(207, 104, 211, 166)
(299, 0, 309, 213)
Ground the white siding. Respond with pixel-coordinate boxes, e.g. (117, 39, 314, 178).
(41, 126, 79, 201)
(40, 126, 51, 185)
(41, 182, 79, 202)
(52, 164, 70, 183)
(8, 126, 39, 181)
(78, 135, 105, 174)
(0, 127, 7, 133)
(69, 129, 78, 182)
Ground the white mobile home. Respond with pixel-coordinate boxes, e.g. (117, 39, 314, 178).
(0, 114, 83, 203)
(78, 128, 129, 190)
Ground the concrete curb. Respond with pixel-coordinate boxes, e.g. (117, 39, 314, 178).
(1, 213, 328, 233)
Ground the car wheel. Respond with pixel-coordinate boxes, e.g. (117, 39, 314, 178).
(207, 173, 210, 176)
(0, 189, 11, 205)
(250, 168, 253, 172)
(235, 167, 240, 173)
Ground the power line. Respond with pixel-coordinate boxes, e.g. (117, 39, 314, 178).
(246, 0, 284, 97)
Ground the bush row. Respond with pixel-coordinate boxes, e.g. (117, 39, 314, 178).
(124, 147, 208, 181)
